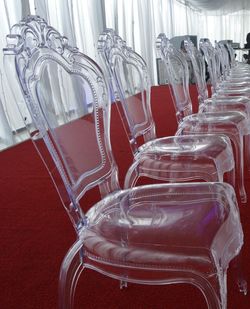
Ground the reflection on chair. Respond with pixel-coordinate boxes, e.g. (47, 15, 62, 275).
(97, 29, 235, 194)
(156, 33, 250, 204)
(4, 16, 244, 309)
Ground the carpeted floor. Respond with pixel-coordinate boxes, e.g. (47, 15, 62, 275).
(0, 85, 249, 308)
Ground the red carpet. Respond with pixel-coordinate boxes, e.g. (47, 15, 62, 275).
(0, 85, 249, 308)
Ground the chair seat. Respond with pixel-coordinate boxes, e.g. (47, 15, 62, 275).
(138, 134, 232, 161)
(217, 86, 250, 96)
(203, 97, 250, 117)
(125, 134, 234, 183)
(223, 80, 250, 87)
(208, 95, 250, 104)
(186, 111, 246, 123)
(180, 111, 250, 136)
(83, 183, 242, 280)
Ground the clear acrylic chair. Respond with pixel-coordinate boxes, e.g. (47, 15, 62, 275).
(217, 42, 250, 101)
(198, 40, 250, 172)
(217, 43, 247, 81)
(218, 42, 250, 79)
(97, 29, 235, 195)
(226, 43, 250, 73)
(184, 39, 250, 117)
(156, 33, 250, 204)
(4, 16, 244, 309)
(200, 39, 250, 97)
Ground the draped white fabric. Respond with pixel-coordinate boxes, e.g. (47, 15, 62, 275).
(202, 10, 250, 46)
(1, 0, 250, 148)
(0, 0, 24, 136)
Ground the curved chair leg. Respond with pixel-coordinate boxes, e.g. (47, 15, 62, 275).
(124, 162, 140, 188)
(125, 157, 221, 189)
(190, 270, 227, 309)
(231, 252, 248, 295)
(230, 134, 246, 203)
(224, 168, 236, 192)
(244, 135, 250, 173)
(59, 240, 84, 309)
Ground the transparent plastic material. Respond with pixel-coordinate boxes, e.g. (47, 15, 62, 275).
(97, 29, 235, 192)
(156, 33, 250, 203)
(3, 16, 244, 309)
(200, 39, 250, 97)
(217, 42, 250, 83)
(227, 43, 250, 74)
(184, 39, 250, 118)
(198, 40, 250, 174)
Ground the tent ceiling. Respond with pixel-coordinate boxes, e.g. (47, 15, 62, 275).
(187, 0, 250, 14)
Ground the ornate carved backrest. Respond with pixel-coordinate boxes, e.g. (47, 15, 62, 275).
(199, 40, 219, 94)
(218, 42, 231, 78)
(226, 43, 236, 67)
(4, 16, 120, 230)
(184, 39, 209, 105)
(98, 29, 156, 155)
(156, 33, 193, 123)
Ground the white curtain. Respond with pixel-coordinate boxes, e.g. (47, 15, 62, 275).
(1, 0, 250, 149)
(0, 86, 14, 147)
(105, 0, 204, 83)
(0, 0, 25, 135)
(201, 10, 250, 46)
(34, 0, 105, 61)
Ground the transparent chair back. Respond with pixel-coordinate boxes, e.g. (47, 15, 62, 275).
(217, 43, 231, 78)
(98, 29, 156, 155)
(183, 39, 209, 106)
(199, 40, 220, 94)
(155, 35, 193, 124)
(227, 43, 237, 68)
(3, 16, 120, 231)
